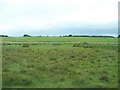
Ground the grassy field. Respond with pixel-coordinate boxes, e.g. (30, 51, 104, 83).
(2, 37, 119, 88)
(2, 36, 118, 43)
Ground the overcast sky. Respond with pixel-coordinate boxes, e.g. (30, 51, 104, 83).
(0, 0, 118, 36)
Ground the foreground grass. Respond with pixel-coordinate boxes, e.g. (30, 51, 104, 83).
(2, 43, 118, 88)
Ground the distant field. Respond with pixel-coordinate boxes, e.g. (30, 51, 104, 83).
(2, 37, 118, 88)
(2, 36, 118, 43)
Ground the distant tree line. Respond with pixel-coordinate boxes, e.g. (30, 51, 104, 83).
(0, 34, 119, 38)
(63, 34, 115, 38)
(23, 34, 31, 37)
(0, 35, 8, 37)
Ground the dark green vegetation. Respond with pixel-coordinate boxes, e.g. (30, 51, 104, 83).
(2, 37, 118, 88)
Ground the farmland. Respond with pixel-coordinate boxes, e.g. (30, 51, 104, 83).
(2, 36, 119, 88)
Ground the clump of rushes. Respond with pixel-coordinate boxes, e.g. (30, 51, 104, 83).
(99, 75, 109, 82)
(23, 44, 29, 47)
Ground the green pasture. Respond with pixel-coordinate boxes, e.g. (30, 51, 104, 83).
(2, 37, 119, 88)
